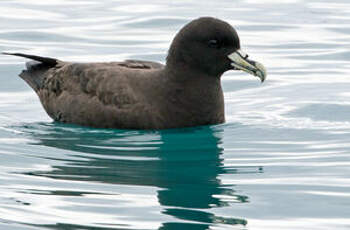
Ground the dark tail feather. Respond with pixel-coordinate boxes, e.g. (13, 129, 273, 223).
(2, 52, 58, 66)
(3, 52, 59, 91)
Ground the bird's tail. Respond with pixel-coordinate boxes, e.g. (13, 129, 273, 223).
(2, 52, 58, 66)
(2, 52, 59, 91)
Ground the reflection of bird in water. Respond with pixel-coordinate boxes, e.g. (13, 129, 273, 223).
(21, 123, 248, 229)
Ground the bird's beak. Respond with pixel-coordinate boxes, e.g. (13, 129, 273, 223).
(228, 49, 267, 82)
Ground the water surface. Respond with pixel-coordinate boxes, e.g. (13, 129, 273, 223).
(1, 0, 350, 229)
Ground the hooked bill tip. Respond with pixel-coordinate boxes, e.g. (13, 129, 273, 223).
(255, 62, 266, 83)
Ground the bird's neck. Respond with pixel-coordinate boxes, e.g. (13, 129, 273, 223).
(161, 67, 225, 126)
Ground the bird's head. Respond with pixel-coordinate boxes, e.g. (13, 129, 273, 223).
(166, 17, 266, 82)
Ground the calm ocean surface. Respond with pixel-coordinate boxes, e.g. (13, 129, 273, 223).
(1, 0, 350, 229)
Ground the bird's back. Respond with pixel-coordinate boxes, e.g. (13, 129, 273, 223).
(23, 59, 166, 129)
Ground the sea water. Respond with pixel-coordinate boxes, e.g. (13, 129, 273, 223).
(0, 0, 350, 229)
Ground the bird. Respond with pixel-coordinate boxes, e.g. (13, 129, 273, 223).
(3, 17, 266, 130)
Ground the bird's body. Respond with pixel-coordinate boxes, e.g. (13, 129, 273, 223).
(22, 59, 224, 129)
(4, 17, 266, 129)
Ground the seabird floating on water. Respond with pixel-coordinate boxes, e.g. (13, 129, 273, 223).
(3, 17, 266, 129)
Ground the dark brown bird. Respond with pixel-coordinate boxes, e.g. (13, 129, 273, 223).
(3, 17, 266, 129)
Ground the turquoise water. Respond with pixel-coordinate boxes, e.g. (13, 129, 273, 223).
(1, 0, 350, 229)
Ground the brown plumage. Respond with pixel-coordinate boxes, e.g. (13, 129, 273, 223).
(3, 17, 266, 129)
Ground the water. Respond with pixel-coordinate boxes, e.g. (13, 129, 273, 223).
(1, 0, 350, 229)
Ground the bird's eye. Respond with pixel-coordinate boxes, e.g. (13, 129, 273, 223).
(208, 39, 221, 49)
